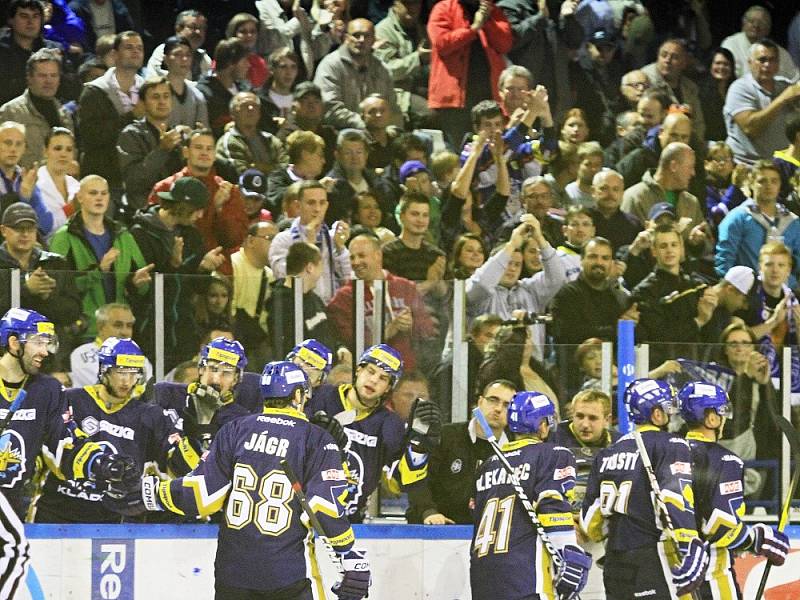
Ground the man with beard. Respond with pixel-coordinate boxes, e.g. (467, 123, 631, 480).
(305, 344, 442, 522)
(149, 337, 257, 477)
(34, 337, 174, 523)
(551, 237, 639, 346)
(0, 308, 135, 596)
(587, 169, 642, 253)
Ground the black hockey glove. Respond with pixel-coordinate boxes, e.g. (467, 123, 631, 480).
(310, 411, 349, 451)
(91, 453, 139, 499)
(406, 398, 442, 453)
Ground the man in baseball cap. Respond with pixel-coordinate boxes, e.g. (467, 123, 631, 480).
(1, 202, 38, 229)
(156, 176, 209, 209)
(239, 169, 272, 224)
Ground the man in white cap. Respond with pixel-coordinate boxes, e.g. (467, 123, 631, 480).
(700, 265, 755, 343)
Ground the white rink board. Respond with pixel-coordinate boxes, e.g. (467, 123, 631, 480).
(14, 524, 800, 600)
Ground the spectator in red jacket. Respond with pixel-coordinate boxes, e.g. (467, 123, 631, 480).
(426, 0, 512, 148)
(148, 128, 249, 255)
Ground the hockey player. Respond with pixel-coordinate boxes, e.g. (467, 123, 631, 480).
(581, 378, 709, 599)
(305, 344, 442, 521)
(678, 381, 789, 599)
(133, 361, 371, 600)
(35, 337, 176, 523)
(471, 391, 591, 600)
(152, 337, 256, 476)
(287, 338, 334, 389)
(0, 308, 134, 597)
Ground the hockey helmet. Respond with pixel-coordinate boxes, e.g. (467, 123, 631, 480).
(287, 339, 334, 377)
(678, 381, 731, 424)
(625, 378, 677, 424)
(261, 360, 310, 402)
(357, 344, 403, 388)
(507, 391, 557, 434)
(0, 308, 58, 352)
(199, 337, 248, 372)
(97, 337, 146, 381)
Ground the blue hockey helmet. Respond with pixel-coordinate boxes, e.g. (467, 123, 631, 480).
(678, 382, 732, 424)
(507, 391, 557, 434)
(97, 337, 145, 380)
(261, 361, 310, 403)
(287, 339, 333, 377)
(625, 378, 677, 424)
(357, 344, 403, 387)
(0, 308, 58, 352)
(199, 337, 248, 372)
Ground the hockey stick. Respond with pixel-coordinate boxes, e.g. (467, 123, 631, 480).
(754, 413, 800, 600)
(280, 459, 345, 577)
(632, 429, 701, 600)
(472, 408, 570, 578)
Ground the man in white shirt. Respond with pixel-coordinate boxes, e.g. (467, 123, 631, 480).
(70, 302, 153, 387)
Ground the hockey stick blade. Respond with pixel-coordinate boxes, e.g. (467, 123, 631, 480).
(280, 459, 345, 576)
(754, 413, 800, 600)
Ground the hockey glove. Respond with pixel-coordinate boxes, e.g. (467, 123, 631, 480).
(91, 453, 139, 499)
(332, 548, 371, 600)
(102, 477, 147, 517)
(671, 537, 709, 596)
(187, 382, 222, 407)
(751, 523, 789, 566)
(554, 544, 592, 600)
(311, 411, 349, 452)
(406, 398, 442, 453)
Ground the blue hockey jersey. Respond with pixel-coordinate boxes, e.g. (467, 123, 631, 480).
(305, 383, 424, 519)
(686, 432, 750, 597)
(153, 407, 355, 593)
(0, 374, 109, 517)
(470, 439, 577, 600)
(581, 426, 699, 553)
(35, 385, 176, 523)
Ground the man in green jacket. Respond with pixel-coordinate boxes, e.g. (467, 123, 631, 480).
(49, 174, 153, 341)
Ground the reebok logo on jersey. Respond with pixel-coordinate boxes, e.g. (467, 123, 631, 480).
(256, 416, 296, 427)
(670, 461, 691, 475)
(553, 466, 576, 480)
(719, 480, 743, 495)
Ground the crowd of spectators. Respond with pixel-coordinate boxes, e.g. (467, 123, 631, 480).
(0, 0, 800, 513)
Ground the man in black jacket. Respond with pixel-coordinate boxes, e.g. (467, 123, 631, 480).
(0, 202, 81, 368)
(631, 224, 719, 364)
(129, 176, 224, 364)
(406, 379, 516, 524)
(0, 0, 63, 106)
(77, 31, 144, 213)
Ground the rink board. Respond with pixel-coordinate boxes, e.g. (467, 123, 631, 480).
(15, 524, 800, 599)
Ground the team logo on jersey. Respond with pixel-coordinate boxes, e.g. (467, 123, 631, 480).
(450, 459, 463, 474)
(343, 447, 365, 516)
(0, 430, 25, 487)
(670, 461, 691, 475)
(82, 416, 100, 435)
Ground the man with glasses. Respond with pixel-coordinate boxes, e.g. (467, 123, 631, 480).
(499, 175, 565, 248)
(314, 18, 398, 130)
(619, 69, 650, 109)
(407, 379, 516, 524)
(228, 221, 277, 367)
(724, 38, 800, 165)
